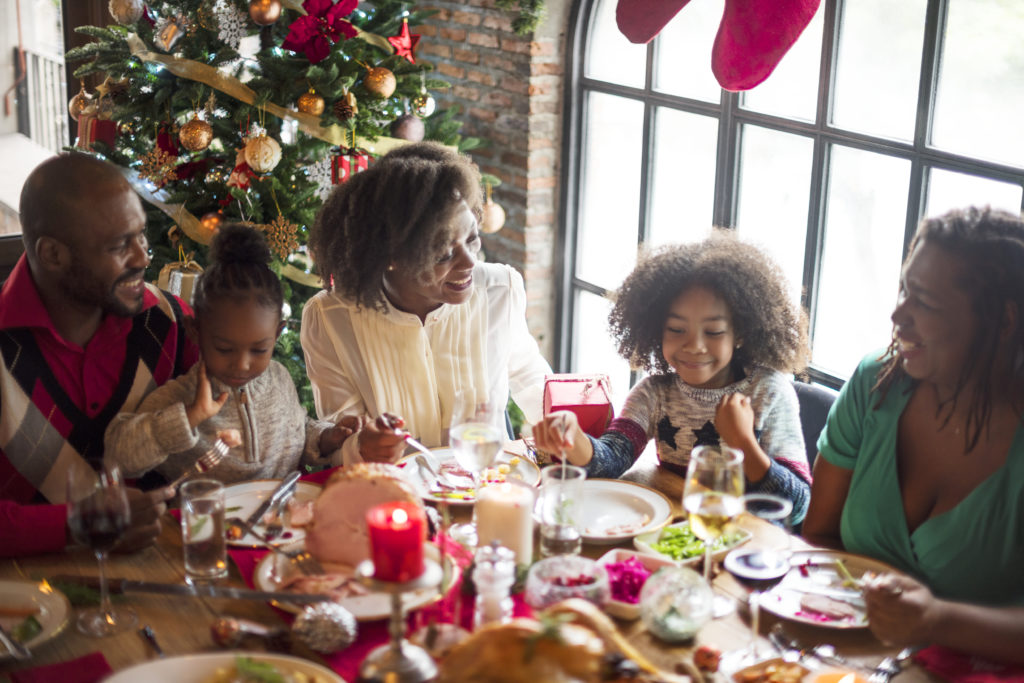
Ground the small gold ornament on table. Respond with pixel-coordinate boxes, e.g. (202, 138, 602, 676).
(179, 114, 214, 152)
(248, 0, 282, 25)
(68, 82, 92, 122)
(297, 88, 325, 116)
(264, 214, 300, 260)
(244, 133, 282, 174)
(364, 66, 397, 99)
(109, 0, 144, 25)
(139, 147, 179, 187)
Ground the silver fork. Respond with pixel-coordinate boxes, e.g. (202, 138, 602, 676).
(231, 518, 323, 576)
(869, 647, 918, 683)
(168, 439, 229, 490)
(263, 492, 292, 540)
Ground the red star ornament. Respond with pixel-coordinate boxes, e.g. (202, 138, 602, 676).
(387, 18, 420, 64)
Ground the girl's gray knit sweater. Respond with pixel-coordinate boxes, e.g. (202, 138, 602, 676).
(104, 361, 341, 483)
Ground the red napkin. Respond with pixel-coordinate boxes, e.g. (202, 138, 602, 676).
(914, 646, 1024, 683)
(9, 652, 112, 683)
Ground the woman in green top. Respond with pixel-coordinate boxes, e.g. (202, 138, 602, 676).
(804, 207, 1024, 664)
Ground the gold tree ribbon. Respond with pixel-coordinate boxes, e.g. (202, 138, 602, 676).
(124, 34, 407, 155)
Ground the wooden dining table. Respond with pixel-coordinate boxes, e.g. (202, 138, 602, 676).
(0, 447, 936, 682)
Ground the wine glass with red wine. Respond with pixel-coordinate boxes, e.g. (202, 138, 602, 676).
(67, 464, 137, 637)
(722, 493, 794, 669)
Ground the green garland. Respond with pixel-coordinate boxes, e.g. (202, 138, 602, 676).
(496, 0, 546, 35)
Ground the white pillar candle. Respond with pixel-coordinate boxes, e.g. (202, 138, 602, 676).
(476, 481, 535, 566)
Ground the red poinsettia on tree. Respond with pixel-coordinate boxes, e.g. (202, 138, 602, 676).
(282, 0, 359, 63)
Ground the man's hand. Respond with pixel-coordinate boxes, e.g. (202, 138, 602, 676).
(319, 415, 367, 455)
(186, 363, 228, 430)
(112, 486, 174, 553)
(357, 413, 409, 463)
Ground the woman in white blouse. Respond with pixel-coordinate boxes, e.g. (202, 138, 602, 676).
(301, 142, 551, 464)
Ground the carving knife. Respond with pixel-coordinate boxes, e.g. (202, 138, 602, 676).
(243, 470, 301, 529)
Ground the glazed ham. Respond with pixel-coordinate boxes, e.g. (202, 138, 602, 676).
(304, 463, 422, 567)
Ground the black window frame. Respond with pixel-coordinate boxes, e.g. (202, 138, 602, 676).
(558, 0, 1024, 389)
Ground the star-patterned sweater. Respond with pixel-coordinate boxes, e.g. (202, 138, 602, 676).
(584, 366, 811, 525)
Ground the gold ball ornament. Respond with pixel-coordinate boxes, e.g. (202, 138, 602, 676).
(297, 89, 325, 116)
(364, 67, 397, 99)
(248, 0, 282, 25)
(179, 116, 214, 152)
(412, 94, 435, 118)
(109, 0, 144, 24)
(68, 85, 93, 122)
(391, 114, 425, 142)
(480, 200, 506, 234)
(244, 133, 282, 174)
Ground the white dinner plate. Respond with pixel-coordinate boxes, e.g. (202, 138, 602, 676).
(396, 447, 540, 506)
(0, 579, 70, 660)
(760, 550, 898, 629)
(104, 651, 345, 682)
(253, 542, 454, 620)
(633, 520, 752, 566)
(222, 479, 322, 547)
(564, 479, 673, 544)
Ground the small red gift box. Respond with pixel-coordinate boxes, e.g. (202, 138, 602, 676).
(76, 114, 117, 151)
(543, 374, 614, 438)
(331, 148, 371, 184)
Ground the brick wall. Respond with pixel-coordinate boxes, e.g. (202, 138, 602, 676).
(415, 0, 570, 363)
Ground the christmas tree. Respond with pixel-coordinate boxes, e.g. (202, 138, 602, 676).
(66, 0, 484, 411)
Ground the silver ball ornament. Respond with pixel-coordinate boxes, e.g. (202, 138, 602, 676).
(292, 602, 357, 653)
(412, 94, 436, 118)
(109, 0, 144, 24)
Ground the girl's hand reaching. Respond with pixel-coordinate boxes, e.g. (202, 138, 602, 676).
(319, 414, 367, 455)
(714, 392, 756, 450)
(187, 363, 228, 430)
(357, 413, 409, 463)
(532, 411, 594, 466)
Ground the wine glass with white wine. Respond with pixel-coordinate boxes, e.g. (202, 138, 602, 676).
(682, 444, 745, 618)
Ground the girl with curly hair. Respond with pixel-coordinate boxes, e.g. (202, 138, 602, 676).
(534, 230, 811, 525)
(106, 224, 359, 483)
(301, 142, 550, 464)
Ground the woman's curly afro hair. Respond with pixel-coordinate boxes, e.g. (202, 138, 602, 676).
(309, 141, 483, 311)
(609, 230, 809, 376)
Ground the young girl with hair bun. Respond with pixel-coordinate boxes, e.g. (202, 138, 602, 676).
(105, 224, 360, 484)
(533, 230, 812, 526)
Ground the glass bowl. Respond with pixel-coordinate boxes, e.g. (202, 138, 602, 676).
(639, 566, 713, 642)
(524, 555, 610, 610)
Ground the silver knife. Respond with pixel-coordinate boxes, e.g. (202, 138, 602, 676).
(244, 471, 301, 528)
(51, 575, 329, 604)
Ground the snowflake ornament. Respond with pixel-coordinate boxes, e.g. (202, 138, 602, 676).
(307, 157, 333, 200)
(214, 0, 248, 49)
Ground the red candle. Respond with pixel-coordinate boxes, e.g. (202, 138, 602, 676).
(366, 501, 426, 582)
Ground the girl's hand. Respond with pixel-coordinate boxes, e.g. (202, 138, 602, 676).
(319, 415, 368, 455)
(715, 392, 756, 449)
(357, 413, 408, 463)
(864, 573, 940, 646)
(533, 411, 580, 453)
(186, 363, 228, 429)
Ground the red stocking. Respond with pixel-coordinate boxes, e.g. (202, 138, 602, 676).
(615, 0, 693, 44)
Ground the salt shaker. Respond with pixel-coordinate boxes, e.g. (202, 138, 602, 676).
(473, 542, 516, 628)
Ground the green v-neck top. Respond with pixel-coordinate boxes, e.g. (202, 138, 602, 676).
(818, 354, 1024, 606)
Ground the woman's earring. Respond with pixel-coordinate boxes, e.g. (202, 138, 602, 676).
(387, 264, 396, 272)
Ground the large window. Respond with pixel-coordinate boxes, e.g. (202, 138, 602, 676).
(559, 0, 1024, 395)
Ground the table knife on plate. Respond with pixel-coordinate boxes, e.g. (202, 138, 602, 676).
(243, 471, 301, 528)
(50, 575, 329, 604)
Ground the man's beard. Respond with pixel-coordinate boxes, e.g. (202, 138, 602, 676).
(60, 259, 145, 317)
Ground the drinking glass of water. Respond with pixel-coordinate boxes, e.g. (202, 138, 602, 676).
(180, 479, 228, 583)
(448, 395, 505, 547)
(537, 464, 586, 557)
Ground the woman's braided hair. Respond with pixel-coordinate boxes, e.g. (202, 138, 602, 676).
(873, 206, 1024, 452)
(193, 222, 283, 317)
(309, 141, 483, 311)
(609, 230, 810, 376)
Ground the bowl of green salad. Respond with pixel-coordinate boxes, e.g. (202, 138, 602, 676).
(632, 520, 751, 566)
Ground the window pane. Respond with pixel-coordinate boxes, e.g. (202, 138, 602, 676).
(585, 0, 647, 88)
(572, 290, 632, 411)
(735, 126, 814, 305)
(576, 93, 645, 291)
(653, 0, 722, 103)
(832, 0, 927, 141)
(647, 108, 718, 247)
(926, 168, 1023, 217)
(932, 0, 1024, 168)
(740, 4, 824, 122)
(815, 146, 910, 376)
